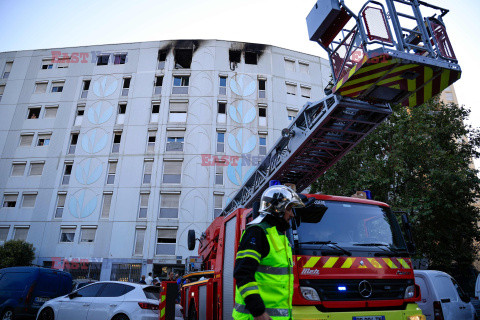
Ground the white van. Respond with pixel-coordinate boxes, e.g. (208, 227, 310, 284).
(414, 270, 475, 320)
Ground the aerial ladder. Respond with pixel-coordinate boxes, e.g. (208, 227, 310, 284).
(221, 0, 461, 217)
(175, 1, 462, 319)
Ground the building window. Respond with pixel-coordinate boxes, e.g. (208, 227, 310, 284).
(112, 132, 122, 153)
(214, 195, 223, 218)
(81, 80, 90, 98)
(143, 159, 154, 184)
(74, 105, 85, 126)
(259, 136, 267, 156)
(55, 193, 66, 218)
(29, 162, 44, 176)
(114, 53, 127, 65)
(37, 133, 51, 146)
(13, 227, 29, 241)
(117, 102, 127, 124)
(301, 85, 311, 98)
(68, 133, 78, 154)
(45, 106, 58, 118)
(285, 58, 296, 72)
(217, 132, 225, 153)
(166, 136, 184, 152)
(51, 81, 64, 93)
(57, 57, 70, 68)
(21, 193, 37, 208)
(259, 106, 267, 127)
(174, 49, 192, 69)
(0, 84, 5, 102)
(150, 102, 160, 123)
(107, 161, 117, 185)
(97, 54, 110, 66)
(299, 61, 309, 74)
(3, 61, 13, 78)
(219, 76, 227, 95)
(134, 227, 146, 255)
(42, 59, 53, 70)
(258, 79, 266, 99)
(286, 82, 296, 95)
(122, 77, 130, 96)
(287, 109, 297, 122)
(35, 81, 48, 93)
(147, 131, 156, 153)
(245, 52, 258, 65)
(19, 133, 34, 147)
(2, 194, 17, 207)
(172, 76, 189, 94)
(154, 76, 163, 95)
(138, 193, 149, 218)
(62, 162, 73, 185)
(80, 227, 96, 243)
(60, 227, 75, 243)
(27, 107, 41, 119)
(155, 228, 176, 255)
(157, 50, 167, 70)
(215, 164, 224, 185)
(217, 102, 227, 123)
(159, 193, 179, 218)
(168, 100, 188, 122)
(162, 160, 182, 184)
(11, 163, 26, 176)
(101, 192, 112, 219)
(229, 50, 241, 64)
(0, 227, 9, 244)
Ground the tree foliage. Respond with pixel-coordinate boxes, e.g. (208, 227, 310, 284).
(0, 240, 35, 269)
(311, 99, 480, 273)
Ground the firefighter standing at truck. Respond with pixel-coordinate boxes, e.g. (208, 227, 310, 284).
(233, 185, 304, 320)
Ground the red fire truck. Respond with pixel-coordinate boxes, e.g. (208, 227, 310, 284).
(169, 0, 461, 318)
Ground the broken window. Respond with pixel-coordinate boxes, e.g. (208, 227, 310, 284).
(229, 50, 241, 63)
(174, 49, 192, 69)
(157, 50, 167, 69)
(245, 52, 258, 65)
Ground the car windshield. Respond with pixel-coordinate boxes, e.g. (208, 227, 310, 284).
(294, 200, 407, 254)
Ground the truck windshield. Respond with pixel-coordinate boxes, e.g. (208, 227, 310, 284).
(294, 201, 407, 254)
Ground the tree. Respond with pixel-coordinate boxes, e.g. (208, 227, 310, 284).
(311, 99, 480, 276)
(0, 240, 36, 268)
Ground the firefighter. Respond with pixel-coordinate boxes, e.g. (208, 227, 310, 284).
(233, 185, 304, 320)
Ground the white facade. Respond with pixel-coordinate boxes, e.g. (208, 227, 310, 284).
(0, 39, 330, 280)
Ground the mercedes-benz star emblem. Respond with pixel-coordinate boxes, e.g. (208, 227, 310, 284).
(358, 280, 373, 298)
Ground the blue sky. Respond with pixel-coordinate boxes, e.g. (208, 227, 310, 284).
(1, 0, 479, 162)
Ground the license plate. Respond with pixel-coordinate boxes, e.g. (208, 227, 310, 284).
(352, 317, 385, 320)
(34, 297, 50, 303)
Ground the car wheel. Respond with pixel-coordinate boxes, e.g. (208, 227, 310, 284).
(0, 309, 14, 320)
(112, 314, 129, 320)
(38, 308, 54, 320)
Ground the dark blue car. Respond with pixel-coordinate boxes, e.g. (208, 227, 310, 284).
(0, 267, 72, 320)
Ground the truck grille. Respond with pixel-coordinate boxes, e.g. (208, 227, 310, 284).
(300, 279, 414, 301)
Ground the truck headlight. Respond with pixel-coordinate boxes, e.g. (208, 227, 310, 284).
(300, 286, 320, 301)
(404, 285, 415, 299)
(407, 315, 426, 320)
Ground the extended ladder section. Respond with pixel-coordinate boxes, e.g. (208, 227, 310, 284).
(221, 95, 391, 216)
(307, 0, 461, 108)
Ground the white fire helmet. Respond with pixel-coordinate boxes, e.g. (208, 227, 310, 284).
(258, 185, 304, 217)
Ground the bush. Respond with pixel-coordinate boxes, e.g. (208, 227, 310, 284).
(0, 240, 35, 268)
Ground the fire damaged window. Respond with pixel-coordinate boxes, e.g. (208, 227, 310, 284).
(245, 51, 258, 65)
(229, 50, 241, 63)
(174, 49, 192, 69)
(157, 50, 167, 69)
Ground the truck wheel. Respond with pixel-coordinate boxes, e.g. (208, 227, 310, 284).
(38, 308, 54, 320)
(188, 303, 198, 320)
(0, 309, 14, 320)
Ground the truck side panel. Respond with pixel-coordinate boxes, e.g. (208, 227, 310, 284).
(222, 215, 237, 319)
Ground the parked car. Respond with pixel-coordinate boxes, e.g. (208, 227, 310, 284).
(0, 266, 72, 320)
(415, 270, 476, 320)
(36, 281, 160, 320)
(71, 279, 97, 292)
